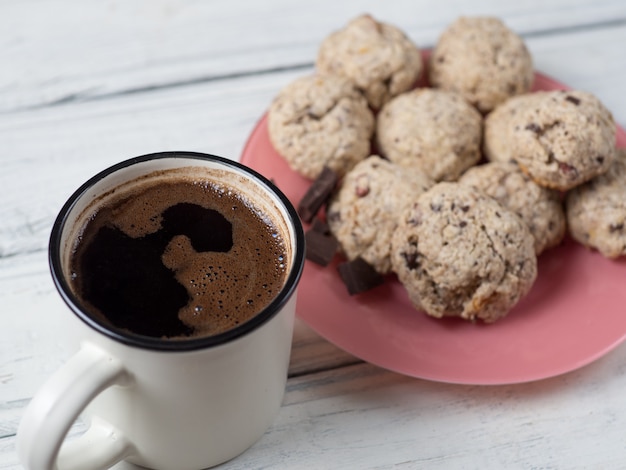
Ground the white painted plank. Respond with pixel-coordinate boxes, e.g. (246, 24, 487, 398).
(2, 346, 626, 469)
(240, 351, 626, 470)
(0, 67, 305, 258)
(3, 22, 626, 261)
(2, 0, 626, 112)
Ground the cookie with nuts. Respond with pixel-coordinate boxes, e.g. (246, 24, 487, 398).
(458, 161, 566, 255)
(429, 16, 534, 113)
(390, 182, 537, 323)
(327, 155, 433, 274)
(508, 90, 616, 191)
(483, 93, 543, 164)
(376, 88, 483, 182)
(316, 14, 423, 110)
(566, 148, 626, 258)
(268, 74, 375, 180)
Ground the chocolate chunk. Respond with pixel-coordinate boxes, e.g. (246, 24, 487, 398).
(337, 257, 384, 295)
(525, 123, 541, 134)
(305, 229, 338, 266)
(311, 217, 331, 235)
(298, 167, 338, 223)
(565, 95, 581, 105)
(402, 252, 419, 270)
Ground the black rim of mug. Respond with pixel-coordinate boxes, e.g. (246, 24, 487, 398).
(49, 151, 306, 351)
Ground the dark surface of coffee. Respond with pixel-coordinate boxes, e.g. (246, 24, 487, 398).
(70, 176, 289, 339)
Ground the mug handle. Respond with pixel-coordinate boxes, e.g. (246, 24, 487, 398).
(17, 342, 135, 470)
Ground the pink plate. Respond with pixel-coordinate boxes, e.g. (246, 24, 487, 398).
(241, 69, 626, 385)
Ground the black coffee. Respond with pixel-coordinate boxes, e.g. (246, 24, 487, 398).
(69, 170, 289, 339)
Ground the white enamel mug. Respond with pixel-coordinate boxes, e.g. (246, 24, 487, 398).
(17, 152, 305, 470)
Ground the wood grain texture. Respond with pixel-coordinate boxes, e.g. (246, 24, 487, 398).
(3, 1, 626, 468)
(3, 348, 626, 469)
(2, 0, 625, 112)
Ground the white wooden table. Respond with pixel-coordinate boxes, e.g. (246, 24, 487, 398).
(2, 1, 626, 468)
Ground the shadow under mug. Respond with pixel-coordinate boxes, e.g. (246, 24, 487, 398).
(17, 152, 305, 470)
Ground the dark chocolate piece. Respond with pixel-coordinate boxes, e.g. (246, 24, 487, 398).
(298, 167, 338, 223)
(305, 230, 338, 266)
(311, 217, 331, 235)
(565, 95, 581, 105)
(337, 257, 384, 296)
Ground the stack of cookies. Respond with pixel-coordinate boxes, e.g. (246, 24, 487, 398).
(266, 14, 625, 324)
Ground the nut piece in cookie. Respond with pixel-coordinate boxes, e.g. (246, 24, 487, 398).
(316, 14, 423, 110)
(459, 161, 566, 255)
(390, 182, 537, 323)
(268, 74, 375, 180)
(566, 148, 626, 258)
(429, 16, 534, 113)
(376, 88, 483, 182)
(327, 155, 433, 274)
(509, 90, 616, 191)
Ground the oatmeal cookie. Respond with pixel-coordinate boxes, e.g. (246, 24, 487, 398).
(484, 93, 543, 163)
(390, 182, 537, 323)
(566, 148, 626, 258)
(459, 161, 566, 255)
(268, 74, 375, 179)
(327, 155, 433, 274)
(429, 16, 534, 113)
(508, 90, 616, 191)
(316, 14, 423, 110)
(376, 88, 482, 182)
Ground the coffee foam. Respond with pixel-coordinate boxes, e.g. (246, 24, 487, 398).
(68, 166, 291, 339)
